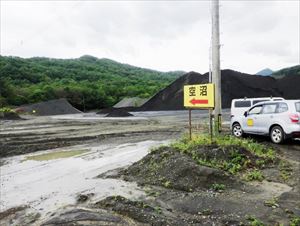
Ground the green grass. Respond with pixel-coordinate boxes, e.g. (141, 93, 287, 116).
(168, 134, 275, 179)
(246, 215, 265, 226)
(290, 217, 300, 226)
(24, 149, 88, 161)
(263, 197, 279, 208)
(279, 160, 293, 181)
(210, 183, 226, 191)
(171, 134, 275, 160)
(0, 107, 15, 113)
(244, 169, 264, 182)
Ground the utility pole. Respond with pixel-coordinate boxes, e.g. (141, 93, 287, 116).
(211, 0, 222, 133)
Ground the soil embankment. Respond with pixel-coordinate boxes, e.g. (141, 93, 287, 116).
(92, 138, 299, 225)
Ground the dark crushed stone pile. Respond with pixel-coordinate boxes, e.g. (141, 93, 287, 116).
(0, 111, 22, 120)
(15, 98, 82, 116)
(140, 69, 299, 110)
(119, 146, 239, 192)
(97, 107, 116, 114)
(105, 108, 133, 117)
(277, 74, 300, 99)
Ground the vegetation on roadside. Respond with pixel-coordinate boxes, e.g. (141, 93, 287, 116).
(246, 215, 265, 226)
(169, 134, 276, 179)
(0, 107, 15, 113)
(244, 169, 264, 181)
(279, 160, 293, 181)
(263, 197, 279, 208)
(171, 134, 275, 160)
(210, 183, 226, 191)
(0, 55, 184, 110)
(290, 216, 300, 226)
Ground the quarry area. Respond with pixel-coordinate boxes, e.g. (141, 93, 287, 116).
(1, 0, 299, 225)
(1, 67, 300, 226)
(0, 107, 300, 226)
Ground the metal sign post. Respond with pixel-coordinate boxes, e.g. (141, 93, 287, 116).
(184, 83, 215, 141)
(189, 109, 192, 140)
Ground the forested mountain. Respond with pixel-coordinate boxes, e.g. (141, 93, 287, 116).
(0, 55, 184, 110)
(272, 65, 300, 78)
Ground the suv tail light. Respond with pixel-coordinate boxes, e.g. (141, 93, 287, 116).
(289, 113, 299, 123)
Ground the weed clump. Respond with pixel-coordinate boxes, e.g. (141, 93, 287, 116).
(244, 169, 264, 182)
(170, 134, 276, 180)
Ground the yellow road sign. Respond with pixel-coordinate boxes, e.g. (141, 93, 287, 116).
(184, 83, 215, 109)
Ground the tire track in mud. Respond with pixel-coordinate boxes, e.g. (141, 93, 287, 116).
(0, 130, 181, 158)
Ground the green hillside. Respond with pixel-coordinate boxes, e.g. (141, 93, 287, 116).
(272, 65, 300, 78)
(0, 55, 184, 110)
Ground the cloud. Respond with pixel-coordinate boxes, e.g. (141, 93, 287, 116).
(0, 0, 299, 73)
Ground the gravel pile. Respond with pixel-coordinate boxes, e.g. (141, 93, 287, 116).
(16, 98, 82, 116)
(140, 69, 297, 110)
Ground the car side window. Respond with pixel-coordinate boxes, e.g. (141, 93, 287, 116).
(234, 101, 251, 108)
(262, 104, 277, 114)
(248, 105, 263, 115)
(276, 103, 288, 113)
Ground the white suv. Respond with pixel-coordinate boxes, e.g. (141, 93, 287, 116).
(231, 100, 300, 143)
(231, 97, 284, 118)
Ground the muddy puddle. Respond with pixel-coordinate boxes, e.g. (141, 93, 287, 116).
(23, 149, 88, 161)
(0, 140, 169, 217)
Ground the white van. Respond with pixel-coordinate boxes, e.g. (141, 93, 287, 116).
(231, 97, 284, 118)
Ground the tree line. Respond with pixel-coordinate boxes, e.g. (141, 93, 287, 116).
(0, 55, 184, 110)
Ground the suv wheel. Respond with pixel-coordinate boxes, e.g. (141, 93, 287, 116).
(270, 126, 285, 144)
(232, 123, 243, 138)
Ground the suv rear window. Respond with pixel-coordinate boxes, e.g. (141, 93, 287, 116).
(262, 104, 277, 114)
(295, 102, 300, 112)
(276, 103, 288, 113)
(234, 101, 251, 108)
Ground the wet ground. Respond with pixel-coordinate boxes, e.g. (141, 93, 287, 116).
(0, 110, 299, 225)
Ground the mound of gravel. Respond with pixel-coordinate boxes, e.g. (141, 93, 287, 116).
(120, 146, 237, 192)
(16, 98, 82, 116)
(0, 111, 22, 120)
(140, 70, 286, 110)
(276, 74, 300, 99)
(97, 107, 116, 114)
(105, 108, 133, 117)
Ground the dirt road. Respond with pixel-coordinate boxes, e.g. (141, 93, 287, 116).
(0, 110, 299, 225)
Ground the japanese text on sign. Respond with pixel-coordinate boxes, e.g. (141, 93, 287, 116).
(184, 83, 215, 108)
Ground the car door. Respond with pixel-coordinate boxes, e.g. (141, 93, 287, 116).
(255, 103, 278, 134)
(242, 105, 263, 133)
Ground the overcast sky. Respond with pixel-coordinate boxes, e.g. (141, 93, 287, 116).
(0, 0, 299, 74)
